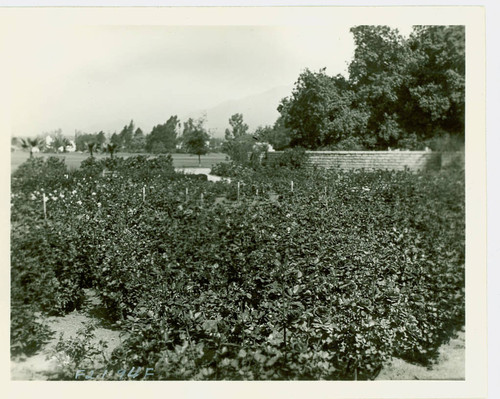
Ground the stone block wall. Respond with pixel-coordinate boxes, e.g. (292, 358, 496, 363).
(267, 151, 444, 171)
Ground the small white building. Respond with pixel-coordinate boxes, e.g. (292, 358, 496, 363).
(253, 142, 275, 152)
(45, 135, 53, 147)
(67, 140, 76, 152)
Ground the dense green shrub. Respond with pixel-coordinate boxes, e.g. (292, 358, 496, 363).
(11, 303, 52, 357)
(12, 156, 70, 193)
(11, 154, 464, 379)
(211, 162, 247, 177)
(11, 219, 86, 314)
(79, 157, 105, 177)
(265, 147, 309, 170)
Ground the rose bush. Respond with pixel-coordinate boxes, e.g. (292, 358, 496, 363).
(11, 155, 464, 379)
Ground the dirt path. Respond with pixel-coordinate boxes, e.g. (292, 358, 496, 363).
(10, 289, 126, 380)
(11, 289, 465, 381)
(376, 328, 465, 380)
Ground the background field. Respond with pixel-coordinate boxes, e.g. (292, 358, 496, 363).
(10, 151, 227, 172)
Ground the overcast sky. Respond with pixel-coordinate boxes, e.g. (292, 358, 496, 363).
(10, 24, 413, 138)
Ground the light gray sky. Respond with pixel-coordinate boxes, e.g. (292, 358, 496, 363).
(10, 24, 413, 138)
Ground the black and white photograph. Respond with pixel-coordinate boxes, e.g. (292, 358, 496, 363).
(2, 4, 489, 399)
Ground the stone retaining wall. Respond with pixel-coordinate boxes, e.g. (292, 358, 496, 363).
(267, 151, 451, 171)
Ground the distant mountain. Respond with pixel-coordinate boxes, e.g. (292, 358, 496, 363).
(189, 85, 294, 137)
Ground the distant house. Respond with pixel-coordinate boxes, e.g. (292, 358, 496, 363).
(66, 140, 76, 152)
(45, 135, 53, 148)
(46, 135, 76, 152)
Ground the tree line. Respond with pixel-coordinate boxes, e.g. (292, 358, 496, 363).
(14, 25, 464, 161)
(277, 25, 465, 151)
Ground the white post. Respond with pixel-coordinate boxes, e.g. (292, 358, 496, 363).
(186, 187, 189, 202)
(142, 186, 146, 203)
(42, 194, 47, 219)
(200, 192, 204, 206)
(237, 182, 240, 201)
(291, 180, 294, 193)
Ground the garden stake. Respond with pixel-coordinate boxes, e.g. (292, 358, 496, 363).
(237, 182, 240, 201)
(200, 192, 204, 206)
(186, 187, 189, 202)
(354, 367, 358, 381)
(42, 194, 47, 220)
(291, 180, 294, 192)
(142, 186, 146, 203)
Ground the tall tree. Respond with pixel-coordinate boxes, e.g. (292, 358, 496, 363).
(224, 113, 249, 140)
(131, 128, 146, 152)
(402, 25, 465, 145)
(254, 116, 291, 151)
(146, 116, 180, 153)
(182, 117, 210, 166)
(278, 69, 368, 149)
(222, 113, 254, 163)
(348, 26, 411, 148)
(119, 120, 135, 152)
(279, 25, 465, 150)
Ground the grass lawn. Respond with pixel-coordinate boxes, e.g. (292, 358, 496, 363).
(11, 151, 228, 172)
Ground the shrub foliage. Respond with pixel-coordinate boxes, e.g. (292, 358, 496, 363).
(11, 155, 464, 380)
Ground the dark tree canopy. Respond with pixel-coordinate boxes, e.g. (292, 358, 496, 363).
(119, 120, 135, 151)
(182, 117, 210, 166)
(146, 116, 180, 153)
(254, 116, 292, 151)
(278, 25, 465, 150)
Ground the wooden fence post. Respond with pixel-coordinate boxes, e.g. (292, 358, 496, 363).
(42, 194, 47, 219)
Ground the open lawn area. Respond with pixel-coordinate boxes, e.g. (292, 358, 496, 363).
(10, 151, 227, 172)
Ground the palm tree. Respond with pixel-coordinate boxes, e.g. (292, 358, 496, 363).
(102, 143, 118, 159)
(20, 138, 42, 158)
(87, 142, 97, 158)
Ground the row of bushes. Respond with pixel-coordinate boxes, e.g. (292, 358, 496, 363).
(211, 148, 309, 178)
(11, 155, 464, 380)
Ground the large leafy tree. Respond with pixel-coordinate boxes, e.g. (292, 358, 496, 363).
(146, 116, 180, 153)
(254, 116, 291, 151)
(402, 25, 465, 144)
(279, 25, 465, 150)
(278, 69, 368, 149)
(182, 117, 210, 166)
(348, 26, 411, 148)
